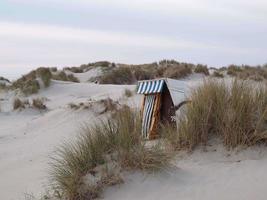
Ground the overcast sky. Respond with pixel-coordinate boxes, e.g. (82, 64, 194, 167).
(0, 0, 267, 79)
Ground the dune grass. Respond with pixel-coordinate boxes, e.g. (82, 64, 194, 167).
(67, 74, 80, 83)
(13, 98, 23, 110)
(12, 67, 52, 95)
(0, 76, 10, 90)
(227, 65, 267, 81)
(133, 65, 157, 81)
(52, 71, 80, 83)
(124, 89, 133, 98)
(212, 71, 224, 78)
(13, 98, 47, 111)
(52, 71, 69, 81)
(194, 64, 209, 75)
(99, 67, 134, 84)
(49, 107, 172, 200)
(64, 67, 84, 73)
(162, 64, 192, 79)
(95, 60, 196, 84)
(13, 98, 27, 110)
(36, 67, 52, 87)
(0, 76, 10, 83)
(21, 80, 40, 95)
(0, 83, 7, 90)
(164, 79, 267, 150)
(32, 98, 47, 110)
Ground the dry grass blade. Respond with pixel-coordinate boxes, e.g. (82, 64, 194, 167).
(49, 107, 173, 200)
(165, 79, 267, 151)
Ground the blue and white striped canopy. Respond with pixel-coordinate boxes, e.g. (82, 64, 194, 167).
(137, 79, 165, 94)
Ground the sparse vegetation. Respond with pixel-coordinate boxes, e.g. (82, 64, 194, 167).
(66, 61, 267, 84)
(194, 64, 209, 75)
(8, 61, 267, 94)
(0, 76, 10, 83)
(162, 64, 192, 79)
(165, 79, 267, 150)
(52, 71, 68, 81)
(32, 98, 47, 110)
(64, 61, 113, 75)
(68, 102, 90, 110)
(227, 65, 243, 76)
(132, 65, 156, 81)
(93, 60, 196, 84)
(13, 98, 26, 110)
(99, 67, 134, 84)
(0, 83, 6, 89)
(226, 64, 267, 81)
(67, 74, 80, 83)
(36, 67, 52, 87)
(50, 107, 172, 200)
(12, 67, 52, 95)
(124, 89, 133, 97)
(213, 71, 224, 78)
(97, 98, 119, 114)
(68, 102, 80, 110)
(64, 67, 84, 73)
(50, 67, 58, 72)
(12, 60, 267, 200)
(52, 71, 80, 83)
(0, 77, 10, 90)
(24, 80, 40, 95)
(68, 98, 120, 113)
(13, 97, 47, 111)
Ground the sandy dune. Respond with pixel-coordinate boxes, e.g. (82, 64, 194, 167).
(104, 143, 267, 200)
(0, 80, 137, 200)
(1, 75, 267, 200)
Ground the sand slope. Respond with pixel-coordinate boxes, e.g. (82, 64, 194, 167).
(1, 76, 267, 200)
(0, 80, 137, 200)
(105, 143, 267, 200)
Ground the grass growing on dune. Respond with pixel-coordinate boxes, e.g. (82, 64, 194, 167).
(226, 64, 267, 81)
(165, 79, 267, 151)
(212, 70, 224, 78)
(99, 67, 134, 84)
(12, 67, 52, 95)
(194, 64, 209, 75)
(162, 64, 192, 79)
(13, 98, 28, 110)
(124, 89, 133, 98)
(176, 80, 228, 150)
(52, 71, 80, 83)
(32, 98, 47, 110)
(50, 107, 172, 200)
(36, 67, 52, 87)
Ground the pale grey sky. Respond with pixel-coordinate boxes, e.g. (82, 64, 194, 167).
(0, 0, 267, 79)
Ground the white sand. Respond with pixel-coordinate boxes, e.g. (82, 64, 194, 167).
(1, 75, 267, 200)
(0, 80, 137, 200)
(64, 67, 102, 83)
(104, 142, 267, 200)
